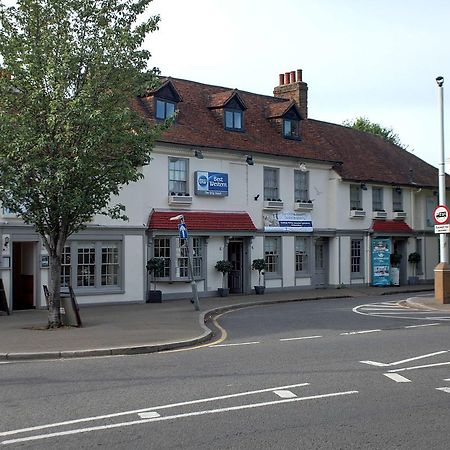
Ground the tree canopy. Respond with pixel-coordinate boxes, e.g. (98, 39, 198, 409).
(0, 0, 164, 326)
(342, 116, 408, 150)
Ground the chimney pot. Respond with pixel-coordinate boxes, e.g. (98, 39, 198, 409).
(285, 72, 291, 84)
(290, 71, 296, 83)
(279, 73, 285, 85)
(297, 69, 302, 82)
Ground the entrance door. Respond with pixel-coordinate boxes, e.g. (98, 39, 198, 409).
(314, 238, 328, 288)
(12, 242, 36, 310)
(228, 241, 243, 294)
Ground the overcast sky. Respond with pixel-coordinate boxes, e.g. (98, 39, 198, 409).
(2, 0, 450, 170)
(146, 0, 450, 170)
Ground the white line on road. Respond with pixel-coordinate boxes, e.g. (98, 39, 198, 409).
(340, 329, 381, 336)
(137, 412, 160, 419)
(383, 373, 412, 383)
(360, 350, 448, 368)
(436, 387, 450, 393)
(388, 362, 450, 373)
(212, 341, 260, 347)
(273, 390, 297, 399)
(0, 391, 359, 446)
(279, 336, 322, 342)
(404, 323, 440, 328)
(0, 382, 310, 438)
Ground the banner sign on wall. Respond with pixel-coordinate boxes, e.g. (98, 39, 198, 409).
(372, 238, 391, 286)
(194, 171, 229, 196)
(264, 212, 313, 232)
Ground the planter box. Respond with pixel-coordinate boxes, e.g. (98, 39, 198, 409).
(263, 200, 284, 211)
(168, 195, 192, 206)
(146, 290, 162, 303)
(372, 210, 387, 219)
(350, 210, 366, 218)
(294, 202, 313, 211)
(393, 211, 407, 220)
(254, 285, 265, 295)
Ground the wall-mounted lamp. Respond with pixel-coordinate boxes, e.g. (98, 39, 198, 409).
(194, 149, 204, 159)
(360, 183, 367, 191)
(395, 187, 402, 194)
(254, 194, 260, 201)
(298, 162, 308, 172)
(245, 155, 254, 166)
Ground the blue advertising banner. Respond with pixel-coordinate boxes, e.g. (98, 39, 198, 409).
(264, 212, 313, 232)
(195, 171, 229, 196)
(372, 238, 391, 286)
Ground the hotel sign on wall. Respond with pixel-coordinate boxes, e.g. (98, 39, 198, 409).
(194, 171, 229, 196)
(264, 212, 313, 232)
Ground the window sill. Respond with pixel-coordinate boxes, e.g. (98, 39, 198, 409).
(350, 210, 366, 218)
(168, 195, 193, 206)
(71, 288, 124, 296)
(372, 211, 387, 219)
(263, 200, 284, 210)
(294, 201, 313, 211)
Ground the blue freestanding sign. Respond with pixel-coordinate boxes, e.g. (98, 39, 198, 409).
(372, 238, 391, 286)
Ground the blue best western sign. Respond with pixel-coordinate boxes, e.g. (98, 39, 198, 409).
(194, 171, 229, 197)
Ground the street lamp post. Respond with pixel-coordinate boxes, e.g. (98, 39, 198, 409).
(169, 214, 200, 311)
(436, 76, 448, 263)
(434, 76, 450, 304)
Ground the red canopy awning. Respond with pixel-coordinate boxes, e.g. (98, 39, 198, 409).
(148, 210, 257, 231)
(372, 220, 413, 234)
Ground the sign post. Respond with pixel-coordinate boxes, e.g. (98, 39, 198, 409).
(170, 215, 200, 311)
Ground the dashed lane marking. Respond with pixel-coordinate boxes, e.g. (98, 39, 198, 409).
(273, 390, 297, 399)
(383, 373, 412, 383)
(340, 329, 381, 336)
(436, 387, 450, 394)
(212, 341, 260, 347)
(279, 335, 322, 342)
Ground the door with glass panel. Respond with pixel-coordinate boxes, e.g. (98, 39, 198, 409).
(314, 238, 328, 288)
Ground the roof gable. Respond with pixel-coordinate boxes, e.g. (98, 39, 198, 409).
(150, 78, 182, 103)
(266, 100, 301, 120)
(209, 89, 247, 110)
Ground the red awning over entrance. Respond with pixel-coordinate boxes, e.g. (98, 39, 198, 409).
(148, 210, 257, 231)
(372, 220, 413, 234)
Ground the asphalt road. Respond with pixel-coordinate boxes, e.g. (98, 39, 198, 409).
(1, 294, 450, 449)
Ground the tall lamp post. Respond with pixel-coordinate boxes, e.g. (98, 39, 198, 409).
(436, 76, 448, 263)
(169, 214, 200, 311)
(434, 76, 450, 304)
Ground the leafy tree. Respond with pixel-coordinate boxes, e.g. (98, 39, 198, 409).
(342, 116, 407, 149)
(0, 0, 165, 327)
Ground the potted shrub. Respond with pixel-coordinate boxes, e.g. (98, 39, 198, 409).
(215, 260, 233, 297)
(252, 258, 266, 294)
(146, 257, 165, 303)
(389, 253, 402, 286)
(408, 252, 421, 285)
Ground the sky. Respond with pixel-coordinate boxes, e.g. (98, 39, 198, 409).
(2, 0, 450, 169)
(144, 0, 450, 169)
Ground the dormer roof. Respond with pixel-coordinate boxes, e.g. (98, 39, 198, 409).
(266, 100, 301, 120)
(148, 78, 183, 103)
(208, 89, 247, 110)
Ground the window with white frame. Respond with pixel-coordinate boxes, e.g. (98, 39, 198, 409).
(101, 243, 120, 286)
(295, 237, 309, 273)
(393, 188, 403, 211)
(264, 236, 280, 275)
(351, 239, 363, 276)
(264, 167, 280, 201)
(153, 236, 205, 281)
(350, 185, 362, 210)
(294, 170, 309, 202)
(168, 157, 189, 195)
(283, 118, 300, 139)
(60, 246, 71, 288)
(372, 187, 384, 211)
(77, 244, 96, 287)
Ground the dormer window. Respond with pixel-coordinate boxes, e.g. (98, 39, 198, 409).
(225, 109, 242, 131)
(283, 118, 300, 139)
(156, 99, 176, 120)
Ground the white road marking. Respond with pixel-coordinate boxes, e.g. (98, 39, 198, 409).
(436, 387, 450, 393)
(360, 350, 448, 368)
(212, 341, 260, 347)
(383, 373, 412, 383)
(0, 382, 310, 437)
(340, 329, 381, 336)
(388, 362, 450, 373)
(137, 412, 160, 419)
(279, 335, 322, 342)
(0, 391, 358, 446)
(404, 323, 440, 328)
(273, 390, 297, 399)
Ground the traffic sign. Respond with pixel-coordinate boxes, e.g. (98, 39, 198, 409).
(433, 205, 450, 225)
(178, 223, 188, 239)
(435, 224, 450, 234)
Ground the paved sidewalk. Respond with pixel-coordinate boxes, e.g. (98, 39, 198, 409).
(0, 285, 439, 361)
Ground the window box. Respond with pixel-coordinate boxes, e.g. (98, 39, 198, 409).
(393, 210, 407, 220)
(350, 209, 366, 218)
(294, 201, 313, 211)
(372, 210, 387, 219)
(168, 194, 192, 206)
(263, 200, 284, 210)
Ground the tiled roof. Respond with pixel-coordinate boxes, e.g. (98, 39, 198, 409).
(372, 220, 414, 234)
(208, 89, 246, 110)
(265, 100, 297, 119)
(148, 210, 257, 231)
(134, 76, 443, 189)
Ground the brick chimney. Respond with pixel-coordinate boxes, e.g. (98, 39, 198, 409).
(273, 69, 308, 119)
